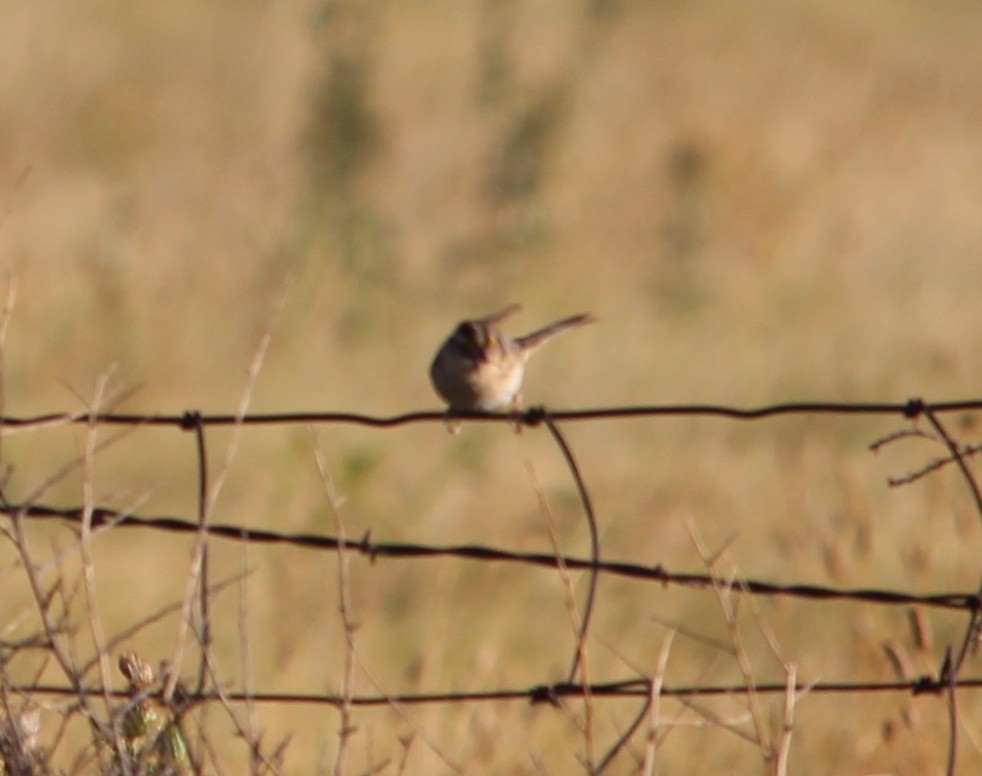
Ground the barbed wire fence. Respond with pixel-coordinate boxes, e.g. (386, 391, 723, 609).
(1, 397, 982, 774)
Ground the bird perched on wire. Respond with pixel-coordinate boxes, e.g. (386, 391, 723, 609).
(429, 304, 594, 417)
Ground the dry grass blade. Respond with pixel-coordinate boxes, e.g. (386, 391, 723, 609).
(165, 286, 288, 703)
(641, 630, 676, 776)
(1, 371, 146, 763)
(350, 654, 466, 775)
(686, 519, 772, 759)
(773, 664, 797, 776)
(525, 460, 594, 770)
(77, 369, 128, 764)
(308, 428, 358, 776)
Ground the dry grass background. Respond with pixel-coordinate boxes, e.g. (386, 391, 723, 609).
(2, 0, 982, 773)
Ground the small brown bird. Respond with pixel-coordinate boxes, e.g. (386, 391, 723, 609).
(429, 304, 593, 413)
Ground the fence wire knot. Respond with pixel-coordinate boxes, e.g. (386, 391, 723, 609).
(903, 397, 925, 419)
(179, 410, 203, 431)
(522, 406, 547, 427)
(529, 683, 564, 707)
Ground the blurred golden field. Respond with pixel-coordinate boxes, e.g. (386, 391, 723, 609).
(2, 0, 982, 773)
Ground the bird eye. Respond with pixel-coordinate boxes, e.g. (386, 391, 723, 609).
(452, 322, 485, 356)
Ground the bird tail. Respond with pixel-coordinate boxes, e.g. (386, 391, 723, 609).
(515, 313, 595, 353)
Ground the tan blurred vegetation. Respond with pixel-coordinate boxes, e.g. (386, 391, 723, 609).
(2, 0, 982, 772)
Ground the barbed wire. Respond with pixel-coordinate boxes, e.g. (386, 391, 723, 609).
(8, 503, 979, 612)
(6, 673, 981, 709)
(0, 396, 980, 433)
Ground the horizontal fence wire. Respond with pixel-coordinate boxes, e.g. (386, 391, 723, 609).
(5, 674, 980, 708)
(0, 396, 980, 432)
(9, 504, 980, 612)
